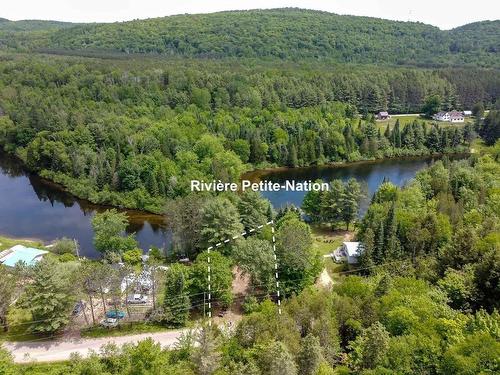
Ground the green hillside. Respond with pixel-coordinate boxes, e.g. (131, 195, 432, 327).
(41, 9, 499, 67)
(0, 18, 76, 31)
(0, 9, 498, 67)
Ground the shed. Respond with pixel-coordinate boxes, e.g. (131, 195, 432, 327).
(377, 111, 390, 120)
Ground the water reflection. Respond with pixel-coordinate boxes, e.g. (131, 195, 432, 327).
(243, 155, 467, 215)
(0, 153, 170, 258)
(1, 152, 466, 258)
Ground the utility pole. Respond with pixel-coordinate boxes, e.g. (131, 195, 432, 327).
(74, 239, 80, 259)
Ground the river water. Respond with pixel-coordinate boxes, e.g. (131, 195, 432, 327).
(0, 153, 464, 258)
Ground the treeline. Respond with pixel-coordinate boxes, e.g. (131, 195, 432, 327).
(1, 56, 498, 112)
(3, 9, 498, 68)
(0, 56, 484, 211)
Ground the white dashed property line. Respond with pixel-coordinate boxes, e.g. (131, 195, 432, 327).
(206, 220, 281, 326)
(271, 221, 282, 315)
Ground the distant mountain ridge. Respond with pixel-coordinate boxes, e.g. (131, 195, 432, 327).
(0, 18, 76, 31)
(1, 9, 499, 67)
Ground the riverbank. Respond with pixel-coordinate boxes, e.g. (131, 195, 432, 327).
(1, 148, 471, 216)
(242, 151, 471, 182)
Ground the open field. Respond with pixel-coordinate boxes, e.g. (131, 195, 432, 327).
(375, 114, 474, 131)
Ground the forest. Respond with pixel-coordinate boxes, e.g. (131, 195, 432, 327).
(1, 9, 499, 68)
(0, 54, 495, 212)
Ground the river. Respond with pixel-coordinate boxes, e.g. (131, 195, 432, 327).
(0, 153, 465, 258)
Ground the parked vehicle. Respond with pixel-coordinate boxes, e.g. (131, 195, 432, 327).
(100, 317, 119, 328)
(105, 310, 126, 319)
(127, 293, 148, 304)
(72, 301, 85, 316)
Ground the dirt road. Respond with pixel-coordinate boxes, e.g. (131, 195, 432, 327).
(4, 329, 187, 363)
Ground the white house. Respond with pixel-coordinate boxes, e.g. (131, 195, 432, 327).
(333, 242, 364, 264)
(463, 110, 472, 117)
(433, 110, 464, 123)
(449, 110, 465, 123)
(433, 111, 450, 121)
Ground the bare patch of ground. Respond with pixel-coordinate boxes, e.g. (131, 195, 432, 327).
(316, 268, 334, 290)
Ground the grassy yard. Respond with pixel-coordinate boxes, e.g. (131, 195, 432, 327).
(0, 307, 41, 342)
(0, 235, 45, 252)
(311, 224, 352, 281)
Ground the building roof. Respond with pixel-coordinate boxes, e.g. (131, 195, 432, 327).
(343, 242, 362, 257)
(0, 245, 48, 267)
(378, 111, 389, 116)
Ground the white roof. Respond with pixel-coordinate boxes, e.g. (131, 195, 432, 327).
(343, 242, 362, 257)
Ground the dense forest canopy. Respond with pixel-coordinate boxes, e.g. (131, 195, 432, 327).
(1, 9, 499, 68)
(0, 54, 488, 212)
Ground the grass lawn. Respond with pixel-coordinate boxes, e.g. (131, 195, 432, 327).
(470, 139, 491, 155)
(0, 307, 41, 342)
(311, 224, 345, 256)
(0, 235, 45, 252)
(81, 321, 178, 339)
(311, 224, 353, 281)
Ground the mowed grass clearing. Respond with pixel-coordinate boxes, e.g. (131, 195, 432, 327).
(375, 114, 473, 131)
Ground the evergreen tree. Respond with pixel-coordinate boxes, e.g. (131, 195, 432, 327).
(321, 180, 345, 228)
(238, 191, 269, 230)
(298, 334, 323, 375)
(20, 259, 76, 333)
(341, 178, 362, 230)
(384, 123, 391, 139)
(375, 222, 385, 264)
(191, 327, 221, 375)
(393, 120, 402, 148)
(201, 197, 244, 248)
(162, 264, 190, 326)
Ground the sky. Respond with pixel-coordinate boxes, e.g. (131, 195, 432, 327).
(2, 0, 500, 30)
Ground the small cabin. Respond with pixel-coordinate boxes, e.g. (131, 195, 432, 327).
(377, 111, 391, 120)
